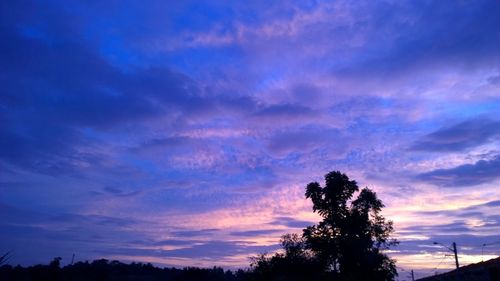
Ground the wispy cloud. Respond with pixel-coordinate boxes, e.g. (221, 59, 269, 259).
(411, 118, 500, 152)
(417, 155, 500, 187)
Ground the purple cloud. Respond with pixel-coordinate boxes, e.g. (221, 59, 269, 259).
(417, 155, 500, 187)
(412, 118, 500, 152)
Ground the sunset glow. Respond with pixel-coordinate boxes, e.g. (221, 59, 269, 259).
(1, 1, 500, 279)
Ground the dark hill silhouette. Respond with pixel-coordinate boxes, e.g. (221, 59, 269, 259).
(416, 256, 500, 281)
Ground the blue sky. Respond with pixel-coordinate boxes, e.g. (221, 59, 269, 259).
(1, 0, 500, 278)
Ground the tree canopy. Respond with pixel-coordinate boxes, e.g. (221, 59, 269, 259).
(304, 171, 398, 280)
(252, 170, 398, 281)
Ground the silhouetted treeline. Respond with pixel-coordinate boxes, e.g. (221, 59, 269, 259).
(0, 255, 343, 281)
(0, 258, 252, 281)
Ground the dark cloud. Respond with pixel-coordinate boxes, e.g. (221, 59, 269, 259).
(129, 136, 199, 157)
(0, 25, 183, 175)
(170, 229, 220, 238)
(266, 126, 346, 156)
(162, 240, 279, 259)
(397, 234, 500, 256)
(401, 221, 472, 235)
(230, 229, 281, 237)
(338, 1, 500, 78)
(413, 200, 500, 228)
(96, 240, 279, 260)
(253, 104, 314, 119)
(488, 75, 500, 85)
(125, 239, 202, 247)
(482, 200, 500, 208)
(411, 118, 500, 152)
(0, 202, 149, 232)
(417, 155, 500, 187)
(0, 202, 43, 224)
(271, 216, 314, 228)
(102, 186, 143, 197)
(151, 239, 200, 247)
(0, 203, 168, 264)
(0, 1, 260, 177)
(48, 212, 147, 228)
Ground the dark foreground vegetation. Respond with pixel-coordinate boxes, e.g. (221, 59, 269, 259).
(0, 258, 248, 281)
(0, 171, 398, 281)
(0, 256, 341, 281)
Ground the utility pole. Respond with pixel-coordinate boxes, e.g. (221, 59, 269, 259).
(452, 242, 459, 269)
(433, 241, 460, 269)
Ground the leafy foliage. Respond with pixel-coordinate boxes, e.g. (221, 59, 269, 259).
(252, 171, 398, 281)
(303, 171, 398, 281)
(249, 234, 328, 281)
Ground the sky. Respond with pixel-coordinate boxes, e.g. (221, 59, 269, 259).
(1, 0, 500, 278)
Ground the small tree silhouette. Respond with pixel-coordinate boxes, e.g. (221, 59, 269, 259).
(250, 234, 326, 281)
(49, 257, 62, 268)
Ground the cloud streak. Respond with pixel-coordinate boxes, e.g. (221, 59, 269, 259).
(411, 118, 500, 152)
(417, 155, 500, 187)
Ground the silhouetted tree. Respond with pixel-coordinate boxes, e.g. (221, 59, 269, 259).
(303, 171, 398, 281)
(49, 257, 62, 268)
(250, 233, 328, 281)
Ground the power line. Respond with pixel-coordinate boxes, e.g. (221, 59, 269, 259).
(433, 255, 449, 272)
(424, 255, 450, 277)
(0, 251, 13, 266)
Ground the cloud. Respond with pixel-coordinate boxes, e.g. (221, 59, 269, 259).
(401, 221, 473, 235)
(488, 75, 500, 85)
(417, 155, 500, 187)
(98, 240, 279, 260)
(0, 2, 262, 177)
(168, 0, 500, 82)
(229, 229, 282, 237)
(102, 186, 143, 197)
(394, 233, 500, 257)
(253, 104, 314, 119)
(270, 216, 314, 228)
(411, 118, 500, 152)
(413, 199, 500, 225)
(151, 239, 200, 247)
(161, 240, 279, 259)
(265, 126, 347, 157)
(0, 25, 192, 175)
(335, 1, 500, 78)
(170, 229, 220, 238)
